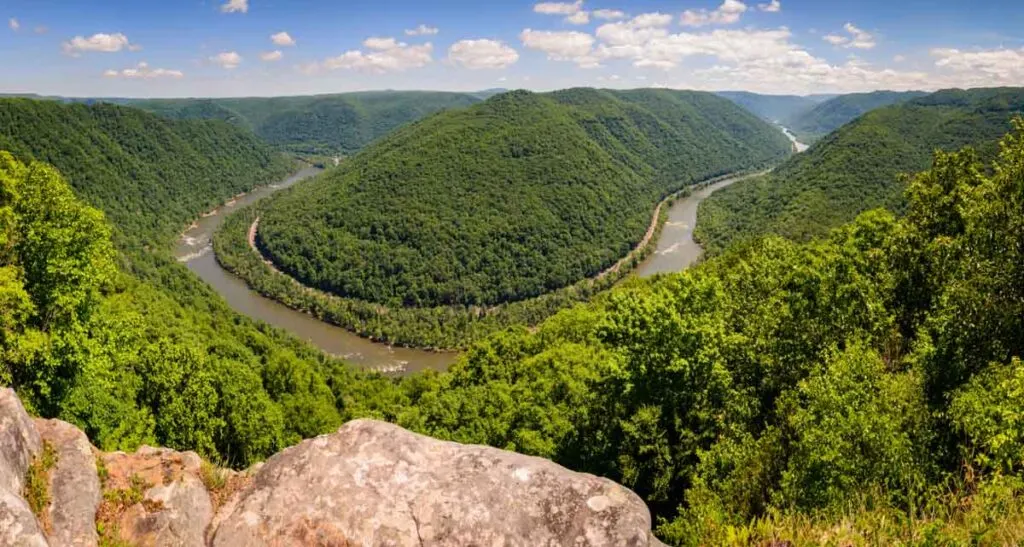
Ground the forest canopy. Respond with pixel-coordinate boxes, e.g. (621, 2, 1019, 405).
(695, 87, 1024, 255)
(251, 88, 793, 309)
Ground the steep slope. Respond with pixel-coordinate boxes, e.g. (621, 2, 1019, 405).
(128, 91, 482, 157)
(0, 98, 396, 468)
(716, 91, 825, 122)
(251, 88, 792, 310)
(0, 98, 294, 247)
(786, 90, 928, 143)
(696, 87, 1024, 254)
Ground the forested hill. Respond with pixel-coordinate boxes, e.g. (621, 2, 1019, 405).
(695, 87, 1024, 254)
(125, 91, 481, 157)
(0, 98, 294, 247)
(253, 88, 792, 309)
(716, 90, 826, 122)
(785, 89, 928, 143)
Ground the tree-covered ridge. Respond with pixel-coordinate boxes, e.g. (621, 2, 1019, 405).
(394, 121, 1024, 544)
(695, 86, 1024, 255)
(785, 89, 928, 143)
(0, 98, 403, 469)
(253, 88, 792, 309)
(0, 98, 295, 248)
(715, 91, 826, 123)
(126, 91, 482, 157)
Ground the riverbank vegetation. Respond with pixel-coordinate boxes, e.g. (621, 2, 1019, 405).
(696, 87, 1024, 255)
(216, 88, 790, 346)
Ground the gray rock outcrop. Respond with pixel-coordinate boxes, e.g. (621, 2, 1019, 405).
(212, 419, 660, 546)
(0, 390, 664, 546)
(34, 419, 101, 547)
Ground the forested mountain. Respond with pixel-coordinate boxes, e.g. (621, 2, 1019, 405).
(0, 99, 294, 247)
(785, 89, 928, 142)
(126, 91, 481, 157)
(250, 88, 792, 311)
(696, 87, 1024, 254)
(395, 122, 1024, 544)
(716, 90, 825, 122)
(0, 98, 400, 469)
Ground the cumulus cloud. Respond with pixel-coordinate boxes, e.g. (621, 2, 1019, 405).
(593, 9, 626, 20)
(931, 47, 1024, 85)
(823, 23, 876, 49)
(8, 18, 18, 31)
(405, 24, 439, 36)
(103, 62, 183, 79)
(62, 33, 135, 56)
(448, 39, 519, 69)
(680, 0, 748, 27)
(271, 31, 295, 46)
(758, 0, 781, 12)
(260, 50, 283, 62)
(534, 0, 583, 15)
(304, 38, 433, 74)
(566, 11, 590, 25)
(210, 51, 242, 69)
(520, 28, 600, 68)
(221, 0, 248, 13)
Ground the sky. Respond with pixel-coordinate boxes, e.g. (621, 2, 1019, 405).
(2, 0, 1023, 98)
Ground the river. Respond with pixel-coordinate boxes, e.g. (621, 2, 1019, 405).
(174, 167, 456, 374)
(175, 128, 805, 373)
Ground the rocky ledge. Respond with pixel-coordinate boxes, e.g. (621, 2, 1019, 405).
(0, 389, 665, 546)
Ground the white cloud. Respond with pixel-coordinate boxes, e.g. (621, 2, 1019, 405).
(210, 51, 242, 69)
(680, 0, 748, 27)
(271, 31, 296, 46)
(103, 62, 183, 79)
(448, 39, 519, 69)
(824, 23, 876, 49)
(520, 28, 600, 68)
(260, 50, 283, 62)
(304, 38, 433, 74)
(844, 23, 876, 49)
(566, 11, 590, 25)
(221, 0, 248, 14)
(8, 18, 18, 31)
(931, 47, 1024, 85)
(593, 9, 626, 20)
(405, 24, 439, 36)
(62, 33, 135, 56)
(534, 0, 583, 15)
(893, 54, 906, 62)
(758, 0, 781, 12)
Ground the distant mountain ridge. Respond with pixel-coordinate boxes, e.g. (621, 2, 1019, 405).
(695, 87, 1024, 254)
(785, 90, 928, 142)
(716, 91, 827, 123)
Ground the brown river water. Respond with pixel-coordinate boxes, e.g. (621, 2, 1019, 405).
(174, 129, 806, 373)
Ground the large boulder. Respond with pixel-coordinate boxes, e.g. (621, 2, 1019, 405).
(212, 419, 660, 546)
(99, 447, 213, 547)
(34, 419, 101, 547)
(0, 389, 47, 547)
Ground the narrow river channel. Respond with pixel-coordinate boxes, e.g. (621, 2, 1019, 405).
(175, 128, 806, 373)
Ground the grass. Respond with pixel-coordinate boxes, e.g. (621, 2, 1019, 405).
(96, 472, 155, 547)
(23, 440, 58, 532)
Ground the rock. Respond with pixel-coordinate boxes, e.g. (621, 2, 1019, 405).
(98, 447, 212, 547)
(0, 389, 41, 495)
(34, 419, 101, 547)
(0, 487, 49, 547)
(0, 388, 47, 547)
(212, 419, 659, 547)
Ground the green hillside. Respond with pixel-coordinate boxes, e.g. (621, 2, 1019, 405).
(0, 98, 294, 247)
(696, 87, 1024, 255)
(786, 90, 928, 143)
(249, 88, 792, 311)
(127, 91, 481, 157)
(0, 98, 399, 468)
(716, 90, 825, 122)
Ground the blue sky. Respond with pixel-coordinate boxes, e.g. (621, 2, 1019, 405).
(2, 0, 1022, 97)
